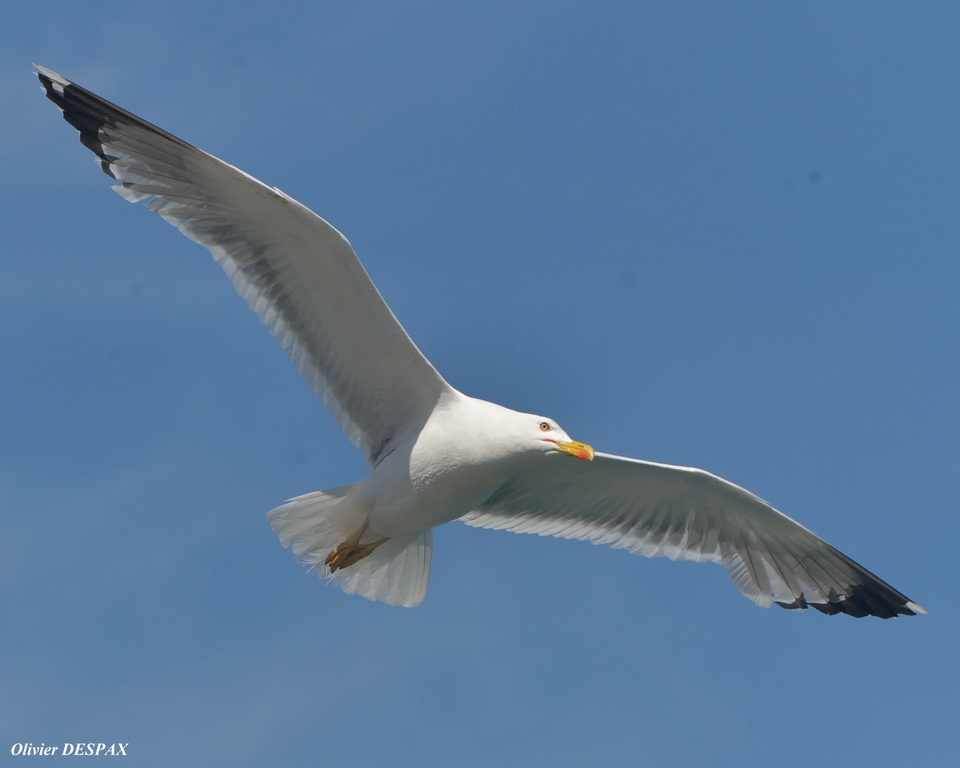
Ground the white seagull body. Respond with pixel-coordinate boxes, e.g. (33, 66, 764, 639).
(37, 65, 924, 617)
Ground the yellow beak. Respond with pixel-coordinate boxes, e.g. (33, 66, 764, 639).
(546, 439, 595, 461)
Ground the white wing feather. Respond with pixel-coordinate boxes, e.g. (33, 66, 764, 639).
(36, 65, 452, 466)
(463, 453, 924, 617)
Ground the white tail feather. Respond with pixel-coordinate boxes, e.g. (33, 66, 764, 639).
(336, 530, 433, 607)
(267, 487, 432, 608)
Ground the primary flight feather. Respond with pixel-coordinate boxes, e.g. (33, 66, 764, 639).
(36, 65, 924, 617)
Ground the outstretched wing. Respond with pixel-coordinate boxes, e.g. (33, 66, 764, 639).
(463, 452, 924, 618)
(37, 65, 453, 466)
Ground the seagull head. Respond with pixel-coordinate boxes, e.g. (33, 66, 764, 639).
(445, 397, 595, 465)
(529, 416, 595, 461)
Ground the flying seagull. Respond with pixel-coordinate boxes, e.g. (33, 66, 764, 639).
(36, 65, 924, 618)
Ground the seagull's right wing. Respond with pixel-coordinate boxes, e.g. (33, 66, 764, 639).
(463, 452, 925, 618)
(37, 66, 453, 466)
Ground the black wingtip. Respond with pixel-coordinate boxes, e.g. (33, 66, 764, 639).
(36, 65, 118, 178)
(35, 65, 194, 180)
(776, 585, 923, 619)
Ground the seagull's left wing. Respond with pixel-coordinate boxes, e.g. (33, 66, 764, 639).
(463, 453, 924, 618)
(36, 66, 453, 466)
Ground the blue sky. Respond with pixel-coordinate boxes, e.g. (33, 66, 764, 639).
(2, 2, 958, 765)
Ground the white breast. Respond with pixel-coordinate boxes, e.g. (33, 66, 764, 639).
(364, 395, 542, 538)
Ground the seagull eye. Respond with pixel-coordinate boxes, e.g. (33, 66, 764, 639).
(539, 422, 551, 431)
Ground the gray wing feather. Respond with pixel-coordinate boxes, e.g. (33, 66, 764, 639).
(463, 453, 923, 618)
(37, 66, 452, 465)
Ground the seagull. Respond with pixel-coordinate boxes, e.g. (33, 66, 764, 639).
(36, 65, 925, 617)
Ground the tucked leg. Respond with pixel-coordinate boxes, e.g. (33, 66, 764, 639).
(337, 537, 389, 570)
(324, 518, 389, 572)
